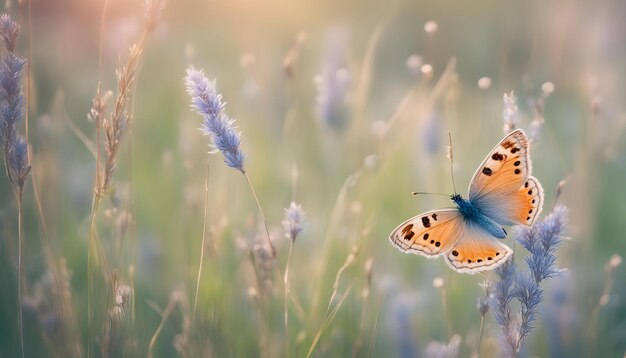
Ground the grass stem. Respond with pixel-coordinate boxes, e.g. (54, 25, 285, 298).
(17, 192, 24, 358)
(243, 170, 275, 257)
(284, 240, 294, 357)
(147, 298, 177, 358)
(474, 314, 485, 358)
(192, 160, 210, 322)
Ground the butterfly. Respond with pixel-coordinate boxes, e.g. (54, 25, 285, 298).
(389, 129, 544, 274)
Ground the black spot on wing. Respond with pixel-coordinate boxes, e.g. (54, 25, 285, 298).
(482, 167, 493, 176)
(492, 152, 504, 161)
(421, 216, 431, 228)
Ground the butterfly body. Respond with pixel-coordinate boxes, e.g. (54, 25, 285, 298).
(452, 194, 507, 239)
(389, 129, 544, 274)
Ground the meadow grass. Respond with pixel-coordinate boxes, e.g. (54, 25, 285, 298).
(1, 1, 626, 357)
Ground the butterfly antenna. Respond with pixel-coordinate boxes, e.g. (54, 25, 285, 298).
(412, 192, 449, 197)
(447, 130, 458, 195)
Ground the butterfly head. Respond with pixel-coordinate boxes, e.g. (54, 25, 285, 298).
(451, 194, 479, 220)
(450, 193, 463, 203)
(451, 194, 471, 214)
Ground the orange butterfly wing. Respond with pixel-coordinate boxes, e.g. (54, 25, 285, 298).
(468, 129, 544, 226)
(389, 210, 464, 257)
(444, 228, 513, 274)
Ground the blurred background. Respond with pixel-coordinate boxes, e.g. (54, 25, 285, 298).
(0, 0, 625, 356)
